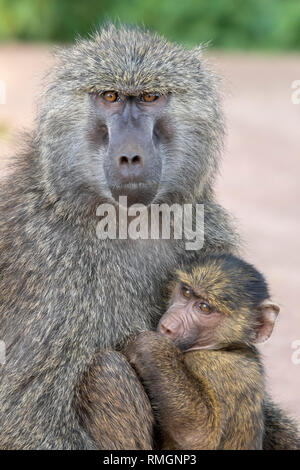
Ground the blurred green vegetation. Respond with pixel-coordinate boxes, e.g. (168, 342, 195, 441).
(0, 0, 300, 49)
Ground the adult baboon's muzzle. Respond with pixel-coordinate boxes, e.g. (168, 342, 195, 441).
(104, 110, 162, 206)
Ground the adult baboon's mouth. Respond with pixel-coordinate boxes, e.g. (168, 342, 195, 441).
(110, 182, 159, 207)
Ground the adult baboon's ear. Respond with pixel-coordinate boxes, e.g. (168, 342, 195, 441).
(254, 300, 280, 343)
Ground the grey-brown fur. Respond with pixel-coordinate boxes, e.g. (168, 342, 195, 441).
(75, 351, 154, 449)
(0, 24, 296, 449)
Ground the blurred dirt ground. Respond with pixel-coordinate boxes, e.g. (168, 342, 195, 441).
(0, 45, 299, 424)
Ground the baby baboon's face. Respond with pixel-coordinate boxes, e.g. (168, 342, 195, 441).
(158, 281, 223, 351)
(158, 255, 280, 350)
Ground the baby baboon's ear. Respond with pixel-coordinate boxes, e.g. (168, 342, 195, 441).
(254, 300, 280, 343)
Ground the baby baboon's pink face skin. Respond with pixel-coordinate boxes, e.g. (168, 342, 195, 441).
(157, 282, 223, 352)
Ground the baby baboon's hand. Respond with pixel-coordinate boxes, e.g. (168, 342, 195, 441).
(124, 330, 181, 381)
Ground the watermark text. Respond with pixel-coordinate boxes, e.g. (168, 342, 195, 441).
(96, 197, 204, 251)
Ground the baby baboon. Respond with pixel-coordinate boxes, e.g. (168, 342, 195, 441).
(125, 254, 300, 449)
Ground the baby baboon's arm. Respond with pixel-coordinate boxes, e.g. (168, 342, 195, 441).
(124, 331, 222, 450)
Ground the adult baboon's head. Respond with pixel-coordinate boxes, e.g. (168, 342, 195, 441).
(38, 24, 224, 207)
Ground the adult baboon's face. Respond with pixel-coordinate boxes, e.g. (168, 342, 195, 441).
(88, 90, 169, 206)
(39, 25, 224, 207)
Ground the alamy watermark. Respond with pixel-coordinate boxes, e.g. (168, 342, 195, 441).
(291, 80, 300, 104)
(0, 340, 6, 365)
(96, 196, 204, 251)
(291, 339, 300, 365)
(0, 80, 6, 105)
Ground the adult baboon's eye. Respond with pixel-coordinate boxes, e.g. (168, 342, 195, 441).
(102, 91, 119, 103)
(140, 93, 159, 102)
(197, 302, 212, 314)
(182, 286, 192, 299)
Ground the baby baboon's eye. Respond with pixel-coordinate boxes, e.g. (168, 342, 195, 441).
(102, 91, 119, 103)
(140, 93, 159, 102)
(198, 302, 212, 314)
(182, 286, 192, 299)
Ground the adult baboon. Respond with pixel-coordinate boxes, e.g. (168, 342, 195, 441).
(0, 24, 296, 449)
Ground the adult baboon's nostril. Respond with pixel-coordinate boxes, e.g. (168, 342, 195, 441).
(118, 155, 142, 166)
(120, 156, 129, 165)
(132, 155, 141, 165)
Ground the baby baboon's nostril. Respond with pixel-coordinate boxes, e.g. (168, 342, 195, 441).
(159, 323, 173, 337)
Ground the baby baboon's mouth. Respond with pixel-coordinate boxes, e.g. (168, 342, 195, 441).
(110, 182, 159, 207)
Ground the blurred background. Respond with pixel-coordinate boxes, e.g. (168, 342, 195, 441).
(0, 0, 299, 425)
(0, 0, 300, 48)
